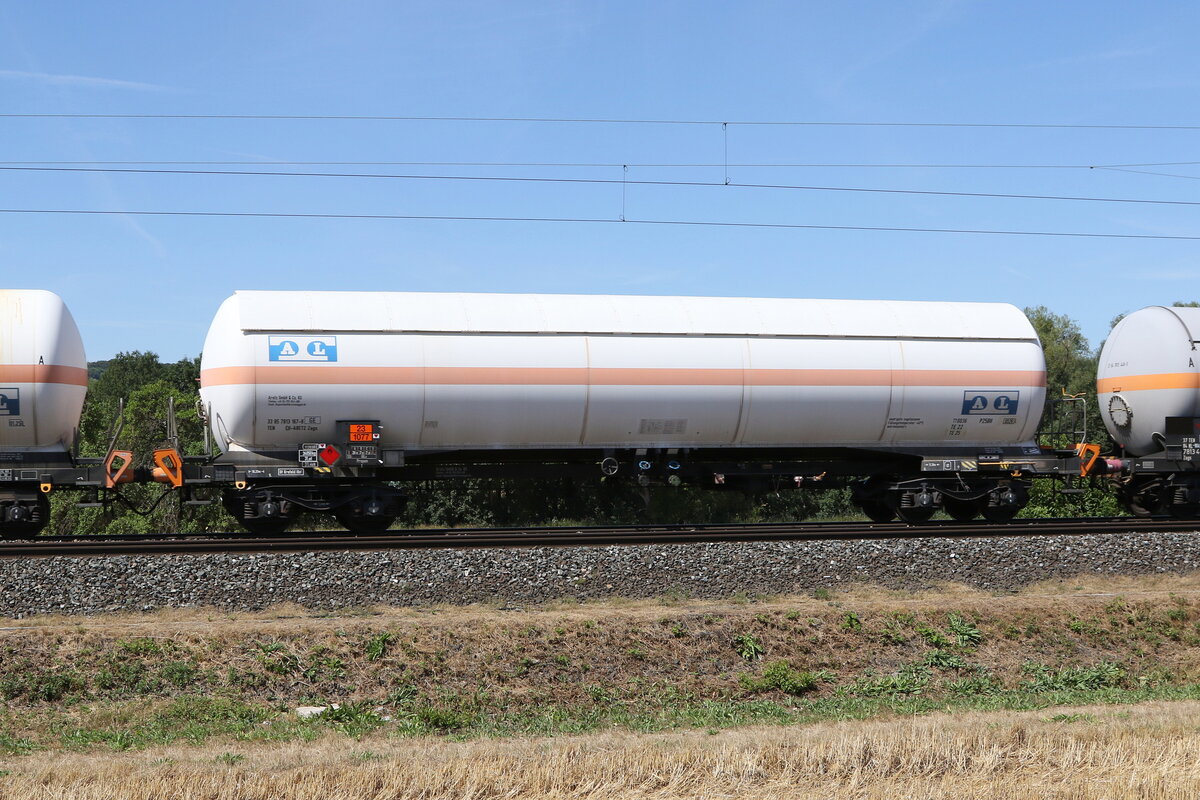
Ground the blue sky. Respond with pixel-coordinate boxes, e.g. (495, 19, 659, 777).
(2, 1, 1199, 360)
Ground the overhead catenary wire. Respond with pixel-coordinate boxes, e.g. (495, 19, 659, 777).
(4, 160, 1198, 169)
(4, 164, 1199, 207)
(1095, 166, 1200, 181)
(5, 113, 1200, 130)
(1, 207, 1197, 240)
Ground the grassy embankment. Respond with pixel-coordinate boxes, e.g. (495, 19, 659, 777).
(2, 576, 1200, 797)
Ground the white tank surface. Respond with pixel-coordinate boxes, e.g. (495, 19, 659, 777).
(199, 291, 1047, 455)
(0, 290, 88, 451)
(1097, 306, 1200, 455)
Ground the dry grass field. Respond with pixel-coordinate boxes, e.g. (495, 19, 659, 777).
(4, 575, 1200, 798)
(5, 701, 1200, 799)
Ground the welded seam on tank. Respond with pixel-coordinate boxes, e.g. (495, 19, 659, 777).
(1097, 373, 1200, 393)
(0, 365, 88, 386)
(200, 365, 1045, 388)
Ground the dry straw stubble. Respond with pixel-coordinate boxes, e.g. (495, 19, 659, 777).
(6, 700, 1200, 800)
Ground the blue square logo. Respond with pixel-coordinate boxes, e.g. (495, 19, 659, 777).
(0, 388, 19, 416)
(268, 336, 338, 362)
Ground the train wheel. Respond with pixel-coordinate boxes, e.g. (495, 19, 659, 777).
(860, 502, 896, 523)
(0, 495, 51, 539)
(942, 497, 978, 522)
(222, 493, 294, 535)
(239, 517, 294, 536)
(1127, 491, 1160, 517)
(980, 504, 1019, 523)
(1169, 503, 1200, 520)
(1121, 478, 1163, 518)
(896, 506, 936, 524)
(979, 483, 1027, 524)
(334, 511, 395, 534)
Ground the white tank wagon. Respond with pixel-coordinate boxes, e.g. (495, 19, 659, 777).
(1097, 306, 1200, 516)
(0, 290, 126, 536)
(0, 290, 87, 451)
(190, 291, 1075, 532)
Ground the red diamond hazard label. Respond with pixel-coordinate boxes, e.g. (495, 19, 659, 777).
(319, 445, 340, 467)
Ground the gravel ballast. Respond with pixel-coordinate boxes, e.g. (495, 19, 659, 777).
(1, 532, 1199, 617)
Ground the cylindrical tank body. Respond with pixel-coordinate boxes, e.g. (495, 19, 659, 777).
(1097, 306, 1200, 455)
(0, 290, 88, 452)
(199, 292, 1047, 455)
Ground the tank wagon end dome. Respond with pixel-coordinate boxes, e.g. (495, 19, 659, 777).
(0, 289, 87, 450)
(1097, 305, 1200, 455)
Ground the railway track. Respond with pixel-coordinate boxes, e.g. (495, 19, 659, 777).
(1, 517, 1197, 558)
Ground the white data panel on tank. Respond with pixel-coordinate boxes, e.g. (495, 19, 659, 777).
(887, 340, 1046, 445)
(0, 290, 87, 451)
(419, 335, 588, 448)
(581, 336, 746, 446)
(740, 338, 894, 446)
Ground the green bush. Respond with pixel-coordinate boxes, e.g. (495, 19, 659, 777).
(364, 633, 394, 661)
(923, 650, 968, 670)
(849, 664, 930, 697)
(731, 634, 764, 661)
(739, 660, 819, 696)
(159, 661, 199, 689)
(947, 614, 983, 647)
(1021, 661, 1126, 691)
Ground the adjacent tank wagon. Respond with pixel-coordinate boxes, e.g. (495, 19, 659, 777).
(0, 290, 123, 536)
(194, 291, 1069, 531)
(1097, 305, 1200, 516)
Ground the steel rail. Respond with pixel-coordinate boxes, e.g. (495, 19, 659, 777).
(1, 517, 1197, 558)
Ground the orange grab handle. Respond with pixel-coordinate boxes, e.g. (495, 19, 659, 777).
(103, 450, 134, 489)
(152, 448, 185, 488)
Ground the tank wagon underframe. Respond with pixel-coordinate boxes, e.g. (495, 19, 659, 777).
(0, 452, 136, 537)
(1111, 416, 1200, 518)
(175, 436, 1082, 532)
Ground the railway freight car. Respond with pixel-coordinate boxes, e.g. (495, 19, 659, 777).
(185, 291, 1082, 533)
(0, 290, 130, 536)
(1097, 305, 1200, 516)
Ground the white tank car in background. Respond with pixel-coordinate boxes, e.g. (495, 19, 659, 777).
(200, 291, 1046, 453)
(0, 290, 87, 452)
(195, 291, 1054, 531)
(1096, 306, 1200, 517)
(0, 289, 91, 536)
(1097, 306, 1200, 456)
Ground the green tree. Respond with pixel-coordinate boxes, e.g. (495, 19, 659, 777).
(49, 352, 233, 535)
(1020, 307, 1122, 518)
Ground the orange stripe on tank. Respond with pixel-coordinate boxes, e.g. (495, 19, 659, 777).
(1097, 372, 1200, 393)
(201, 365, 1045, 388)
(0, 364, 88, 387)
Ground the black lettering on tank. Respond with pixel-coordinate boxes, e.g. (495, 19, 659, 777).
(38, 356, 44, 364)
